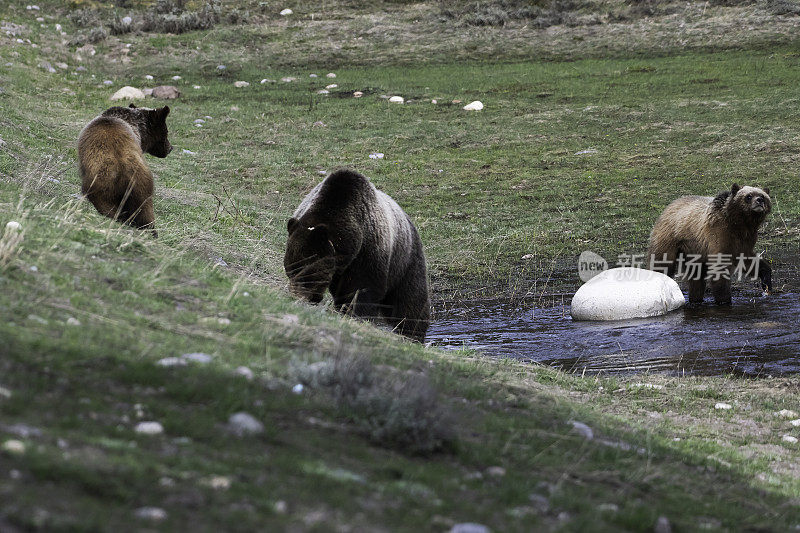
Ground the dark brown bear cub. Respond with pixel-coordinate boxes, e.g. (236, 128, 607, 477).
(647, 183, 772, 304)
(284, 169, 431, 341)
(78, 104, 172, 237)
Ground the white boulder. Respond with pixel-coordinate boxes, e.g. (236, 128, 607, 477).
(570, 267, 684, 321)
(110, 86, 145, 101)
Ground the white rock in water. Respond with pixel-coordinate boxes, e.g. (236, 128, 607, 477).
(135, 421, 164, 435)
(388, 96, 404, 103)
(463, 100, 484, 111)
(233, 80, 249, 88)
(570, 267, 684, 321)
(280, 8, 293, 16)
(110, 86, 145, 101)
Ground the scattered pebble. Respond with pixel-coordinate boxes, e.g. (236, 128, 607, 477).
(463, 100, 484, 111)
(135, 421, 164, 435)
(134, 507, 167, 522)
(103, 80, 113, 86)
(777, 409, 798, 418)
(388, 96, 404, 104)
(0, 387, 11, 399)
(568, 420, 594, 440)
(782, 435, 798, 444)
(369, 152, 384, 159)
(172, 75, 181, 81)
(316, 89, 329, 95)
(313, 121, 326, 127)
(714, 402, 733, 410)
(182, 352, 213, 364)
(654, 516, 672, 533)
(631, 382, 663, 390)
(280, 8, 293, 16)
(156, 357, 187, 367)
(201, 475, 231, 490)
(122, 16, 133, 25)
(292, 383, 304, 394)
(145, 74, 154, 80)
(309, 73, 318, 78)
(521, 254, 534, 260)
(56, 62, 68, 70)
(233, 81, 250, 88)
(26, 5, 40, 11)
(574, 148, 598, 155)
(2, 440, 26, 455)
(234, 366, 254, 380)
(431, 99, 438, 104)
(597, 503, 619, 513)
(181, 149, 196, 155)
(281, 77, 297, 82)
(353, 91, 363, 98)
(260, 78, 274, 84)
(325, 84, 337, 89)
(217, 64, 226, 70)
(5, 221, 21, 232)
(192, 85, 201, 89)
(76, 66, 87, 72)
(39, 61, 56, 73)
(227, 412, 264, 436)
(194, 118, 205, 124)
(274, 500, 288, 514)
(485, 466, 506, 477)
(326, 72, 336, 78)
(66, 317, 81, 326)
(449, 524, 490, 533)
(229, 106, 239, 112)
(790, 419, 800, 427)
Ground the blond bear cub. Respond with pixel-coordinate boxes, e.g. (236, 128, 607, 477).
(647, 183, 772, 304)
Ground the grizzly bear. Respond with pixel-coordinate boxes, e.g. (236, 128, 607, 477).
(78, 104, 172, 237)
(284, 169, 431, 341)
(647, 183, 772, 304)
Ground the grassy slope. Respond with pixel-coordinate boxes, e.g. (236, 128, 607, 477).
(1, 0, 800, 530)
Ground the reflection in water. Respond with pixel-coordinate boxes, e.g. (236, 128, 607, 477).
(428, 292, 800, 376)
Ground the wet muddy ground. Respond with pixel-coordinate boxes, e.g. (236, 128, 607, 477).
(429, 257, 800, 376)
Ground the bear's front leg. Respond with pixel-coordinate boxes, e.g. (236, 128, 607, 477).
(687, 279, 706, 303)
(710, 278, 732, 305)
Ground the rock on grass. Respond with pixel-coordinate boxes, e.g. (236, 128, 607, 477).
(227, 412, 264, 436)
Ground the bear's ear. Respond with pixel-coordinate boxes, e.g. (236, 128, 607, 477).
(287, 217, 298, 234)
(157, 106, 170, 120)
(128, 103, 137, 109)
(763, 187, 770, 196)
(730, 183, 741, 195)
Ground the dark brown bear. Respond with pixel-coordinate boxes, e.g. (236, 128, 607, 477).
(78, 104, 172, 237)
(284, 169, 431, 341)
(647, 183, 772, 304)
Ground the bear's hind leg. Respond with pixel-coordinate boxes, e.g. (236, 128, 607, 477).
(687, 278, 706, 303)
(710, 278, 732, 305)
(380, 264, 430, 342)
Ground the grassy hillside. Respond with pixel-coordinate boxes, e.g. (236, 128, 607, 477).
(1, 0, 800, 530)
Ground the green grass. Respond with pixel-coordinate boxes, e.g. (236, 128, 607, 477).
(1, 0, 800, 530)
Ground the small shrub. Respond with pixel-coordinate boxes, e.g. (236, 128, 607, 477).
(87, 26, 108, 43)
(69, 8, 101, 28)
(439, 0, 581, 29)
(767, 0, 800, 15)
(293, 352, 455, 454)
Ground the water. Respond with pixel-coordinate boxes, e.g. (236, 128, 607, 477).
(428, 291, 800, 376)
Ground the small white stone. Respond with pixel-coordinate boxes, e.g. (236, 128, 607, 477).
(55, 23, 62, 31)
(66, 317, 81, 326)
(388, 96, 404, 104)
(369, 152, 384, 159)
(715, 402, 733, 410)
(230, 106, 239, 112)
(325, 84, 337, 89)
(194, 118, 205, 124)
(777, 409, 798, 418)
(316, 89, 329, 95)
(353, 91, 363, 98)
(201, 475, 231, 490)
(121, 16, 132, 25)
(182, 352, 213, 364)
(0, 387, 11, 399)
(181, 149, 197, 155)
(281, 76, 297, 82)
(449, 524, 490, 533)
(2, 440, 25, 455)
(228, 412, 264, 436)
(279, 8, 293, 16)
(632, 383, 663, 390)
(134, 507, 167, 521)
(135, 421, 164, 435)
(233, 81, 250, 88)
(144, 74, 154, 80)
(782, 435, 798, 443)
(274, 500, 288, 514)
(463, 100, 484, 111)
(521, 254, 534, 260)
(217, 318, 231, 326)
(260, 78, 269, 84)
(431, 99, 437, 104)
(193, 85, 201, 89)
(171, 75, 181, 81)
(216, 65, 226, 70)
(234, 366, 254, 380)
(326, 72, 336, 78)
(292, 383, 304, 394)
(575, 148, 598, 156)
(103, 80, 114, 86)
(309, 73, 318, 78)
(568, 420, 594, 440)
(5, 221, 21, 232)
(790, 419, 800, 427)
(485, 466, 506, 477)
(156, 357, 187, 367)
